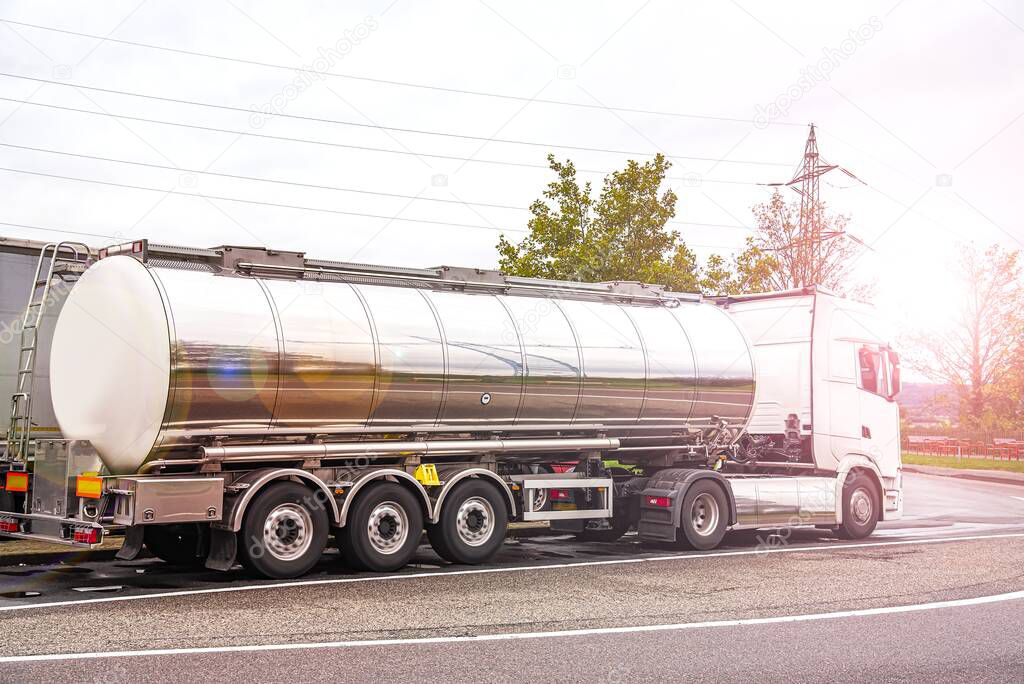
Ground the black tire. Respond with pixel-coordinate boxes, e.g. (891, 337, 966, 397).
(836, 473, 879, 540)
(427, 479, 508, 564)
(675, 480, 729, 550)
(144, 524, 210, 566)
(238, 481, 329, 579)
(338, 482, 424, 572)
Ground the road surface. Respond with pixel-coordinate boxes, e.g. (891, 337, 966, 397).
(0, 471, 1022, 682)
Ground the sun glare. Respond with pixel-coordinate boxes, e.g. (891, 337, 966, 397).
(875, 241, 962, 336)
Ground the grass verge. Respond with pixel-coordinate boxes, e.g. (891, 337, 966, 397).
(903, 452, 1024, 474)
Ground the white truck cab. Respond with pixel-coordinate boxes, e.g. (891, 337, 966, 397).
(721, 288, 903, 522)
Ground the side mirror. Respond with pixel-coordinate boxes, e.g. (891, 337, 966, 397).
(888, 349, 901, 399)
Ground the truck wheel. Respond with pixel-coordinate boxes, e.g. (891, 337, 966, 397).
(676, 480, 728, 550)
(238, 482, 328, 579)
(338, 482, 423, 572)
(836, 473, 879, 539)
(144, 523, 210, 566)
(428, 479, 508, 564)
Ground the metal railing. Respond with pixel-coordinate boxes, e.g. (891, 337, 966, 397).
(903, 437, 1024, 461)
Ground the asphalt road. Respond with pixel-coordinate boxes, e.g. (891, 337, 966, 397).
(0, 471, 1022, 682)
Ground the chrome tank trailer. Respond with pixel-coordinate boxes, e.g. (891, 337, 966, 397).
(49, 251, 755, 474)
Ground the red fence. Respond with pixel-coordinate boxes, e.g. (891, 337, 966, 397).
(904, 437, 1024, 461)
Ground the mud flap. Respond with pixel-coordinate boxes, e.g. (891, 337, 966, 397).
(638, 486, 680, 542)
(204, 526, 237, 571)
(115, 525, 145, 561)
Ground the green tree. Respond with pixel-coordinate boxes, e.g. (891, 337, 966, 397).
(497, 154, 701, 292)
(693, 237, 778, 295)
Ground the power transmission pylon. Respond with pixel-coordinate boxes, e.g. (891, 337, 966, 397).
(788, 124, 835, 285)
(766, 123, 865, 286)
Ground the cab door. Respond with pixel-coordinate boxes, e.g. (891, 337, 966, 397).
(856, 344, 901, 478)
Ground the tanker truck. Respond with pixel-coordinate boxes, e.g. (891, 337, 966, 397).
(0, 239, 903, 579)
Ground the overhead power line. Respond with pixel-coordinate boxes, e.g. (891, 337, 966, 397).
(0, 17, 805, 128)
(0, 96, 771, 185)
(0, 165, 526, 233)
(0, 166, 751, 242)
(0, 141, 524, 211)
(0, 142, 753, 231)
(0, 218, 745, 253)
(0, 72, 791, 168)
(0, 220, 118, 241)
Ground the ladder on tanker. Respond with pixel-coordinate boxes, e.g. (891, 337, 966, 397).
(3, 242, 91, 464)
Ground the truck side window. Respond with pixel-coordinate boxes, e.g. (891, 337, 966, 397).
(858, 346, 882, 395)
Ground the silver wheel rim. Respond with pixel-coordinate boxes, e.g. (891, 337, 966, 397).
(690, 492, 720, 537)
(532, 488, 547, 511)
(263, 503, 313, 561)
(850, 487, 873, 525)
(455, 496, 495, 547)
(367, 501, 409, 555)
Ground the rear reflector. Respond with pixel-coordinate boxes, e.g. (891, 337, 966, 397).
(73, 528, 100, 544)
(645, 495, 672, 508)
(76, 476, 103, 499)
(0, 520, 19, 533)
(132, 240, 144, 254)
(5, 472, 28, 493)
(97, 247, 108, 259)
(549, 489, 571, 501)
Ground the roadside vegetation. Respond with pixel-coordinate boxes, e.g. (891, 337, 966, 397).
(906, 244, 1024, 432)
(903, 453, 1024, 474)
(495, 153, 862, 296)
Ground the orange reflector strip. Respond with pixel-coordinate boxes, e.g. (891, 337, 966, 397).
(5, 472, 28, 493)
(76, 476, 103, 499)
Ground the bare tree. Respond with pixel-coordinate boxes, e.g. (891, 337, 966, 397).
(725, 190, 867, 296)
(908, 243, 1024, 429)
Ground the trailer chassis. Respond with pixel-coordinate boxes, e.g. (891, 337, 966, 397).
(0, 435, 898, 578)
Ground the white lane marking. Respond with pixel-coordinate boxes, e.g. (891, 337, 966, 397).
(1, 531, 1022, 615)
(2, 589, 1023, 663)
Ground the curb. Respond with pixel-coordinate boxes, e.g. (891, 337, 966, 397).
(0, 548, 138, 568)
(903, 464, 1024, 488)
(0, 537, 140, 568)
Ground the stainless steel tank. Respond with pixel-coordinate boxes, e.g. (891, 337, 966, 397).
(49, 255, 755, 474)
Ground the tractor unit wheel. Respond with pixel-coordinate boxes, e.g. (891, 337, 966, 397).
(836, 473, 880, 539)
(675, 480, 729, 550)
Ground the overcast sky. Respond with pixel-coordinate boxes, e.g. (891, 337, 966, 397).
(1, 0, 1022, 336)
